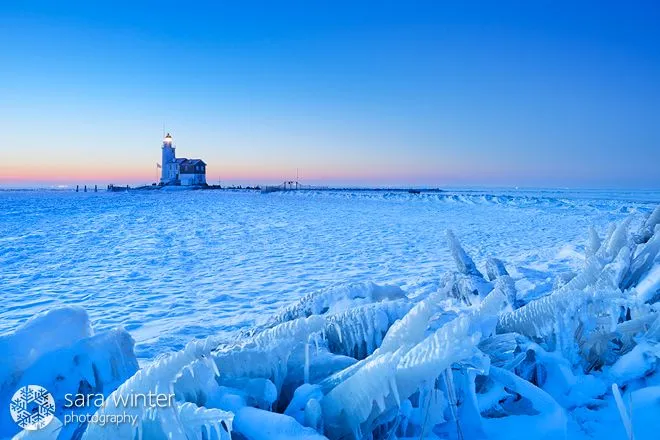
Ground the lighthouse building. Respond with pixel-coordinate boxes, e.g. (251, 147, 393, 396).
(159, 133, 207, 186)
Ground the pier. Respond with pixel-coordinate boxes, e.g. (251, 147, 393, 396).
(260, 180, 303, 193)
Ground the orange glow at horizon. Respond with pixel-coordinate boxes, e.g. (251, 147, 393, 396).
(0, 161, 492, 186)
(0, 151, 513, 186)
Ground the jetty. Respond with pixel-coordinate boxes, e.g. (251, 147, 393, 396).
(260, 180, 302, 194)
(75, 185, 99, 193)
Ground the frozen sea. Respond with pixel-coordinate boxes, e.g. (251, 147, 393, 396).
(1, 188, 659, 361)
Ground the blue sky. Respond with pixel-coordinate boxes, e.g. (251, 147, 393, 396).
(1, 1, 659, 187)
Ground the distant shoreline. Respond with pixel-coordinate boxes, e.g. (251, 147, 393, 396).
(2, 186, 660, 193)
(105, 184, 445, 194)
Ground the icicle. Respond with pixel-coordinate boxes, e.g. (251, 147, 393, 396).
(389, 375, 400, 406)
(304, 342, 310, 384)
(333, 321, 342, 343)
(206, 356, 220, 377)
(325, 299, 412, 359)
(443, 368, 459, 424)
(612, 383, 634, 440)
(264, 282, 406, 328)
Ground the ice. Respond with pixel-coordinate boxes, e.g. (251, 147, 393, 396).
(635, 264, 660, 303)
(486, 257, 509, 281)
(234, 407, 327, 440)
(324, 299, 412, 359)
(483, 367, 567, 439)
(77, 210, 658, 438)
(284, 384, 324, 427)
(634, 206, 660, 244)
(446, 229, 483, 277)
(244, 378, 278, 410)
(212, 315, 326, 394)
(0, 307, 92, 385)
(585, 226, 602, 259)
(441, 271, 493, 305)
(595, 245, 632, 289)
(493, 276, 518, 308)
(629, 386, 660, 439)
(622, 230, 660, 290)
(322, 351, 402, 438)
(611, 383, 633, 440)
(178, 403, 234, 440)
(379, 292, 442, 353)
(303, 398, 323, 432)
(396, 315, 479, 396)
(281, 347, 356, 406)
(3, 189, 654, 358)
(0, 307, 137, 439)
(82, 336, 226, 440)
(2, 191, 660, 439)
(478, 333, 526, 368)
(264, 282, 407, 329)
(609, 342, 660, 385)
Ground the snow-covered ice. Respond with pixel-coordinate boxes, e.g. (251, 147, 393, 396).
(1, 188, 660, 439)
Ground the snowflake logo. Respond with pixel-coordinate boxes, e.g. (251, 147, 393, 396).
(9, 385, 55, 431)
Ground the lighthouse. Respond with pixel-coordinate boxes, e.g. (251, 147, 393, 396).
(160, 133, 176, 184)
(158, 133, 207, 186)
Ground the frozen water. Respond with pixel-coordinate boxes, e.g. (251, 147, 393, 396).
(2, 189, 657, 360)
(2, 188, 660, 439)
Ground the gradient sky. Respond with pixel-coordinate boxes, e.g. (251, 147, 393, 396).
(1, 1, 659, 188)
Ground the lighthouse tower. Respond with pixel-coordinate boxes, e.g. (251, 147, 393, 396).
(160, 133, 176, 184)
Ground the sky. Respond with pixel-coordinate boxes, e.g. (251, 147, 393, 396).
(0, 1, 659, 188)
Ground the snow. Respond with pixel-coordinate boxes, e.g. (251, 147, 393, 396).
(1, 189, 656, 360)
(234, 407, 326, 440)
(629, 386, 660, 439)
(1, 188, 660, 439)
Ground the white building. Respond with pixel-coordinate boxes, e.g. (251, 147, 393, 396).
(159, 133, 207, 186)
